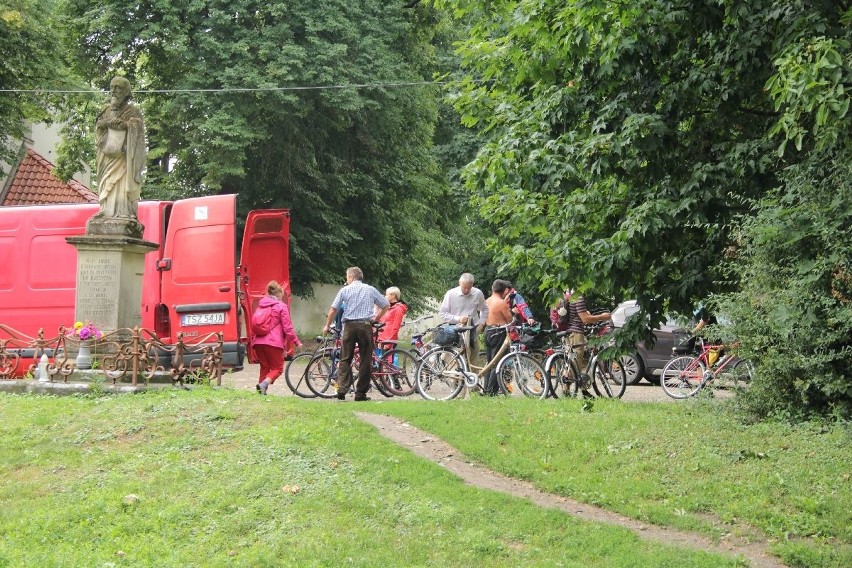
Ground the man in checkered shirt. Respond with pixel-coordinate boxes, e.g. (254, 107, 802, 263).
(323, 267, 389, 401)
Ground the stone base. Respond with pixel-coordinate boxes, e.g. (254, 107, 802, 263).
(65, 234, 159, 333)
(0, 378, 179, 396)
(86, 214, 145, 239)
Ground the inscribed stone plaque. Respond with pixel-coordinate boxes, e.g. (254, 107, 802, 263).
(76, 255, 119, 326)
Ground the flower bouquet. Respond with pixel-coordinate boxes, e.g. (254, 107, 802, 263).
(69, 321, 103, 341)
(68, 321, 103, 370)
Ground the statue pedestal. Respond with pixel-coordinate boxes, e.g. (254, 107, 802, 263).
(65, 235, 159, 337)
(86, 214, 145, 239)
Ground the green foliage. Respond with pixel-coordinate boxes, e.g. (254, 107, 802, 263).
(439, 0, 852, 416)
(56, 0, 464, 300)
(0, 0, 64, 163)
(720, 157, 852, 420)
(442, 0, 797, 310)
(766, 34, 852, 154)
(718, 5, 852, 419)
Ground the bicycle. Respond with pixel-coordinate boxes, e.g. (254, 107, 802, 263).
(543, 321, 627, 399)
(660, 337, 754, 399)
(410, 324, 442, 359)
(284, 324, 343, 398)
(305, 322, 417, 399)
(414, 322, 548, 400)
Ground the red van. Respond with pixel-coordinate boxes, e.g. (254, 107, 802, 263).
(0, 195, 289, 374)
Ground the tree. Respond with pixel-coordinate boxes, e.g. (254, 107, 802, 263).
(57, 0, 464, 303)
(719, 27, 852, 419)
(0, 0, 65, 164)
(439, 0, 851, 416)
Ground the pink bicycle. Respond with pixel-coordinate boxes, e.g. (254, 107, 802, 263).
(660, 337, 754, 398)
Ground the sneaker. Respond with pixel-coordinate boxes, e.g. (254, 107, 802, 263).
(257, 379, 269, 395)
(353, 394, 371, 402)
(336, 393, 346, 401)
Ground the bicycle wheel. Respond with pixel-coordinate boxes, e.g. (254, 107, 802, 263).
(415, 346, 466, 401)
(350, 351, 393, 398)
(368, 353, 394, 398)
(591, 357, 627, 398)
(284, 352, 321, 398)
(305, 350, 343, 399)
(497, 352, 548, 399)
(495, 356, 524, 398)
(377, 349, 418, 396)
(544, 352, 582, 398)
(660, 356, 705, 399)
(527, 349, 548, 365)
(726, 358, 754, 389)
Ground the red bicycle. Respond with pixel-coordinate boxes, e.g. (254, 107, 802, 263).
(660, 337, 754, 399)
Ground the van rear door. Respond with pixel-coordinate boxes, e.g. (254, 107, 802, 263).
(238, 210, 290, 363)
(158, 195, 242, 366)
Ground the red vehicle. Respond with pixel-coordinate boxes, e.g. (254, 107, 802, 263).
(0, 195, 289, 374)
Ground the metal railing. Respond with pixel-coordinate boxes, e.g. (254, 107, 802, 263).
(0, 324, 223, 387)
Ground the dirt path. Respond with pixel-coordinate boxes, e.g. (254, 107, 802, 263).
(356, 412, 786, 568)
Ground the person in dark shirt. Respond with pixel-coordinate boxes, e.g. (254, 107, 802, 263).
(550, 289, 610, 373)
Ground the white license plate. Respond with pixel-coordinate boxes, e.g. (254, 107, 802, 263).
(181, 312, 226, 326)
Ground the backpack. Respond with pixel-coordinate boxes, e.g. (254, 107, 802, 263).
(251, 305, 278, 337)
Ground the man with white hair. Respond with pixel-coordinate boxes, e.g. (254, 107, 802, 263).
(439, 273, 488, 365)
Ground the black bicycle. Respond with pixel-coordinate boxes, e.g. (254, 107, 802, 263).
(543, 322, 627, 399)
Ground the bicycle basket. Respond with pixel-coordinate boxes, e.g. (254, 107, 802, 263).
(520, 329, 546, 349)
(433, 324, 459, 347)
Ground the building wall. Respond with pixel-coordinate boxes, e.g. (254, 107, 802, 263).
(288, 283, 339, 336)
(0, 123, 92, 192)
(28, 123, 92, 188)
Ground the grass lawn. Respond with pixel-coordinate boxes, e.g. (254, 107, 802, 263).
(381, 396, 851, 568)
(0, 388, 848, 567)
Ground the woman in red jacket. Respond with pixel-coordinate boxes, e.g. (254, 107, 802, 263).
(376, 286, 408, 350)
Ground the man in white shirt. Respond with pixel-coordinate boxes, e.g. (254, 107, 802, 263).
(439, 273, 488, 365)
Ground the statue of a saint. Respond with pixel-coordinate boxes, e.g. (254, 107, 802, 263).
(93, 77, 146, 220)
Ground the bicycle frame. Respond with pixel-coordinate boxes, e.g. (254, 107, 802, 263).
(686, 341, 737, 381)
(450, 324, 512, 390)
(410, 324, 441, 359)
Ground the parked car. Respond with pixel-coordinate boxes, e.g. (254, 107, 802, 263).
(610, 300, 690, 385)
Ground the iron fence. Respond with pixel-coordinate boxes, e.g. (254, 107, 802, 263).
(0, 324, 223, 386)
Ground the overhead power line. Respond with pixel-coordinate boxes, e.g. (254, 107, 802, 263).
(0, 80, 453, 95)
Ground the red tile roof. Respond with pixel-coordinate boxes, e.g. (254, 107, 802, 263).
(1, 148, 97, 206)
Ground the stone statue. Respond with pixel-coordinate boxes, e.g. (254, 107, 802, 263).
(93, 76, 146, 221)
